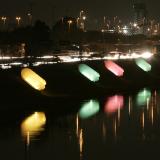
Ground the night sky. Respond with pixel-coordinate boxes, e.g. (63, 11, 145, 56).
(0, 0, 160, 26)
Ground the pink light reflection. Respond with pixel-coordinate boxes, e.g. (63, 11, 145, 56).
(104, 95, 124, 114)
(104, 60, 124, 77)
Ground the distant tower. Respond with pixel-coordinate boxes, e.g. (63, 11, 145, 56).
(50, 5, 56, 27)
(27, 1, 34, 25)
(78, 10, 86, 31)
(133, 3, 148, 26)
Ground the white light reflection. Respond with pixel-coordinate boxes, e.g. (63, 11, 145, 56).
(151, 106, 154, 125)
(79, 129, 83, 160)
(58, 56, 80, 63)
(37, 55, 54, 59)
(10, 62, 22, 66)
(76, 114, 79, 137)
(114, 118, 117, 139)
(142, 111, 145, 130)
(128, 96, 132, 117)
(0, 51, 154, 70)
(102, 122, 107, 141)
(1, 65, 11, 69)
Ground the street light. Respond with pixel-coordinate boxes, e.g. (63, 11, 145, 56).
(82, 16, 86, 20)
(68, 20, 73, 31)
(27, 13, 32, 25)
(16, 16, 21, 25)
(1, 16, 7, 25)
(80, 10, 84, 18)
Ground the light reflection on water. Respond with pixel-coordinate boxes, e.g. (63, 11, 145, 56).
(0, 89, 160, 159)
(21, 112, 46, 146)
(104, 95, 124, 114)
(78, 99, 100, 119)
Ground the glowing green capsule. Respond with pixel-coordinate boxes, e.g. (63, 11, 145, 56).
(135, 58, 151, 72)
(79, 100, 100, 119)
(78, 64, 100, 82)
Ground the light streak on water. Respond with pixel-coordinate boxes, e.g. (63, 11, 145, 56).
(0, 51, 154, 69)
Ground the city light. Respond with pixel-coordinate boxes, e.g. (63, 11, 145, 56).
(133, 23, 137, 27)
(16, 16, 21, 25)
(27, 12, 32, 25)
(0, 6, 159, 36)
(78, 10, 86, 31)
(82, 16, 86, 20)
(21, 68, 46, 91)
(141, 51, 153, 59)
(68, 20, 73, 31)
(78, 64, 100, 82)
(1, 16, 7, 25)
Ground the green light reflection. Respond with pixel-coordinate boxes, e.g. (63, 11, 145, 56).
(79, 100, 100, 119)
(136, 88, 151, 106)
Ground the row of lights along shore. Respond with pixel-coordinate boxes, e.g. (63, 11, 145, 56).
(1, 16, 21, 25)
(0, 14, 32, 26)
(0, 10, 86, 29)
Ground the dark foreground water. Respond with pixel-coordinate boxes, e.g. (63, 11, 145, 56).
(0, 88, 160, 160)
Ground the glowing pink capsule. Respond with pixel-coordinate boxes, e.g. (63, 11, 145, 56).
(104, 60, 124, 77)
(104, 95, 124, 114)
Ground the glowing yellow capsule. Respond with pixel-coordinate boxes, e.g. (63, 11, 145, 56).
(21, 68, 46, 91)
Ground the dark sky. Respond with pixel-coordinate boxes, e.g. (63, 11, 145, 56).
(0, 0, 160, 26)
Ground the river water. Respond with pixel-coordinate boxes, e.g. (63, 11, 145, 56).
(0, 88, 160, 160)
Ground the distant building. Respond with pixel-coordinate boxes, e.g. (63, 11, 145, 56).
(133, 3, 148, 34)
(77, 10, 86, 31)
(133, 3, 147, 25)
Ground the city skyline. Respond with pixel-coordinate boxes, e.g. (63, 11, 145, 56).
(0, 0, 160, 26)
